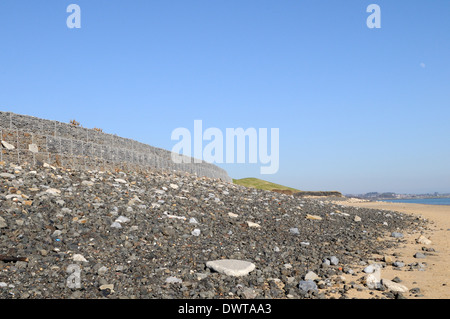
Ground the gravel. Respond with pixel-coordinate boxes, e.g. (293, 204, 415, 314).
(0, 162, 427, 299)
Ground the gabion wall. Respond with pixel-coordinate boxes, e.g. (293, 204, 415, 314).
(0, 111, 231, 182)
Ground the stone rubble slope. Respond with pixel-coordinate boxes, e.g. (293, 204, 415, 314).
(0, 162, 427, 299)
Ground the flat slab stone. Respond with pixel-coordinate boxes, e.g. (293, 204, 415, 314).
(206, 259, 256, 277)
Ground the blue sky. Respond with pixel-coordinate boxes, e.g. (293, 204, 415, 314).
(1, 0, 449, 194)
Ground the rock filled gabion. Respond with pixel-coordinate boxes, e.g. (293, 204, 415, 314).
(0, 111, 231, 182)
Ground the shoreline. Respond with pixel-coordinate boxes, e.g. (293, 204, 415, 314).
(372, 198, 450, 205)
(333, 199, 450, 299)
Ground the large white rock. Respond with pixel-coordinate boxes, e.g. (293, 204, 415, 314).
(72, 254, 88, 262)
(416, 235, 432, 245)
(304, 271, 320, 281)
(246, 221, 261, 228)
(1, 141, 15, 150)
(364, 268, 381, 289)
(382, 279, 409, 293)
(206, 259, 256, 277)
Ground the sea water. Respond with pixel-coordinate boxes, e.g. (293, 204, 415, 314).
(380, 198, 450, 206)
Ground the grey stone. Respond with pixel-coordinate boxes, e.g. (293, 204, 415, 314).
(0, 173, 15, 179)
(28, 144, 39, 153)
(115, 216, 130, 224)
(392, 276, 402, 283)
(391, 232, 404, 238)
(55, 200, 65, 206)
(45, 188, 61, 196)
(195, 273, 208, 281)
(298, 280, 318, 293)
(97, 266, 108, 276)
(52, 230, 63, 237)
(115, 265, 124, 272)
(165, 276, 182, 284)
(322, 259, 331, 266)
(111, 222, 122, 229)
(0, 217, 7, 229)
(15, 219, 24, 226)
(414, 252, 426, 259)
(329, 256, 339, 265)
(16, 261, 28, 269)
(363, 264, 382, 273)
(199, 290, 215, 298)
(241, 288, 258, 299)
(81, 180, 94, 187)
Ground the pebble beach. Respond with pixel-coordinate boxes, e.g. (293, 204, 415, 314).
(1, 161, 445, 300)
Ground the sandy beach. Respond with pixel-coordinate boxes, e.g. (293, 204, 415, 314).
(335, 200, 450, 299)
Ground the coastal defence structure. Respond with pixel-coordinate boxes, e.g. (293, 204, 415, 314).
(0, 111, 232, 182)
